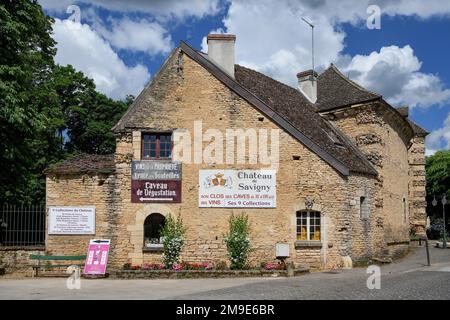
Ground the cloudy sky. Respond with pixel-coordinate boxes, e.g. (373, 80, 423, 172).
(39, 0, 450, 155)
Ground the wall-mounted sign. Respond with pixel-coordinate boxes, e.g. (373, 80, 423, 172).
(84, 239, 110, 275)
(132, 180, 181, 203)
(131, 161, 182, 203)
(48, 206, 95, 235)
(199, 170, 276, 208)
(132, 161, 181, 180)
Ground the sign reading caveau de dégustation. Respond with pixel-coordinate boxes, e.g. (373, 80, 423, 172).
(131, 161, 182, 203)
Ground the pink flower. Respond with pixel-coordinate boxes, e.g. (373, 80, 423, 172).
(172, 264, 183, 271)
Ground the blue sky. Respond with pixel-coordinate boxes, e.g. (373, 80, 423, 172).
(39, 0, 450, 155)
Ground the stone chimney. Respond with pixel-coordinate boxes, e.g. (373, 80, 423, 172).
(207, 34, 236, 78)
(297, 70, 318, 103)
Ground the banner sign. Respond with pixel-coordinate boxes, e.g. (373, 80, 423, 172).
(84, 239, 110, 275)
(199, 170, 276, 208)
(132, 161, 181, 180)
(48, 206, 95, 235)
(131, 161, 182, 203)
(131, 180, 181, 203)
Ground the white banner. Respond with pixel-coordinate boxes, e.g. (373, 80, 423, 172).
(199, 170, 276, 208)
(48, 206, 95, 235)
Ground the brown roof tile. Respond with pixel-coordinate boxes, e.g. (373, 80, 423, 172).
(44, 154, 115, 175)
(396, 106, 409, 117)
(317, 64, 381, 111)
(234, 64, 377, 176)
(408, 120, 429, 136)
(114, 42, 377, 176)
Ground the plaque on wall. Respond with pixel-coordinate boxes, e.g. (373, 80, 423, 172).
(48, 206, 96, 235)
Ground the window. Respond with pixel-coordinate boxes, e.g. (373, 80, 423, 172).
(142, 133, 172, 159)
(402, 197, 407, 223)
(360, 196, 370, 220)
(296, 211, 321, 241)
(143, 213, 166, 248)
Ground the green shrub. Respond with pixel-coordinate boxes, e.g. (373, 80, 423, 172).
(122, 263, 131, 270)
(224, 213, 251, 270)
(160, 214, 186, 269)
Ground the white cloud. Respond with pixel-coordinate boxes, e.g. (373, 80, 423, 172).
(93, 18, 173, 55)
(426, 113, 450, 156)
(204, 0, 345, 86)
(204, 0, 450, 109)
(52, 19, 150, 99)
(39, 0, 221, 20)
(38, 0, 74, 12)
(339, 45, 450, 108)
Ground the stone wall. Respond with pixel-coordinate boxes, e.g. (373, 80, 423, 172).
(0, 247, 44, 275)
(408, 136, 427, 235)
(321, 102, 413, 254)
(45, 173, 121, 258)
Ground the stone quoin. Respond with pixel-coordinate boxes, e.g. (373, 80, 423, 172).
(44, 34, 428, 269)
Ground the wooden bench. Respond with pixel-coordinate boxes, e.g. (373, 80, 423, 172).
(29, 254, 86, 277)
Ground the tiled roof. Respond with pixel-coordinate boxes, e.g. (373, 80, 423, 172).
(408, 120, 429, 136)
(317, 64, 381, 111)
(396, 106, 409, 117)
(113, 42, 379, 176)
(234, 65, 377, 176)
(44, 154, 115, 175)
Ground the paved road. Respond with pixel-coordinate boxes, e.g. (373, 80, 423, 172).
(175, 246, 450, 300)
(0, 246, 449, 300)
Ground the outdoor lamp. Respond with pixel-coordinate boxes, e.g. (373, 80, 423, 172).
(432, 195, 447, 249)
(442, 195, 447, 249)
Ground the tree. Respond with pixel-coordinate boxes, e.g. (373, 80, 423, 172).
(426, 150, 450, 220)
(0, 0, 56, 204)
(0, 1, 133, 204)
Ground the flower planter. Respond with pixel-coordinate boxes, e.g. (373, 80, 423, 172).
(108, 267, 309, 279)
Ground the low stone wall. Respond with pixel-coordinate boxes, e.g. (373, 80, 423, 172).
(0, 247, 45, 275)
(387, 241, 410, 259)
(109, 268, 309, 279)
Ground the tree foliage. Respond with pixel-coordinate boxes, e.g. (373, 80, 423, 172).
(426, 150, 450, 220)
(0, 1, 132, 204)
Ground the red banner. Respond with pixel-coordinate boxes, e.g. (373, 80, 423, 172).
(131, 180, 181, 203)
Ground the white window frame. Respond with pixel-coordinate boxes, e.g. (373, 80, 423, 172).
(296, 211, 321, 242)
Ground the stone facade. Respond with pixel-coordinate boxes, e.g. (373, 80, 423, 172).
(0, 247, 44, 275)
(408, 136, 427, 235)
(321, 102, 417, 254)
(45, 44, 427, 270)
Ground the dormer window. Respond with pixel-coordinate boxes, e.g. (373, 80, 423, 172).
(142, 133, 172, 160)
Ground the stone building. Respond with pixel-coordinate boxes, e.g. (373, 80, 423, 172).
(45, 35, 428, 269)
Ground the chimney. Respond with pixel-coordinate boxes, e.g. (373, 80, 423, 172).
(297, 70, 318, 103)
(207, 34, 236, 78)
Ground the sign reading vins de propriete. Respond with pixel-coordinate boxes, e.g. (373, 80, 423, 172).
(131, 161, 182, 203)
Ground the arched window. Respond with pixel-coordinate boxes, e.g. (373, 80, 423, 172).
(144, 213, 165, 247)
(296, 210, 321, 241)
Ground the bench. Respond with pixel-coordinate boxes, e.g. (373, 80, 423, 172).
(29, 254, 86, 277)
